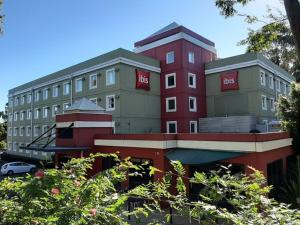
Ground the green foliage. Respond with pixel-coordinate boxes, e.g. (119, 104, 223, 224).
(0, 155, 299, 225)
(215, 0, 254, 18)
(0, 103, 8, 147)
(278, 82, 300, 151)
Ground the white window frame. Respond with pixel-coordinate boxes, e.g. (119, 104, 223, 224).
(52, 85, 59, 97)
(20, 127, 24, 137)
(166, 121, 177, 134)
(260, 71, 266, 86)
(42, 107, 48, 118)
(52, 105, 59, 117)
(42, 88, 49, 100)
(188, 73, 196, 88)
(34, 90, 40, 102)
(14, 112, 18, 121)
(20, 111, 24, 121)
(63, 102, 70, 110)
(27, 93, 32, 104)
(261, 95, 267, 111)
(14, 97, 19, 106)
(165, 73, 176, 89)
(21, 95, 25, 105)
(276, 79, 281, 92)
(270, 97, 275, 112)
(106, 95, 115, 111)
(269, 75, 274, 89)
(89, 74, 97, 89)
(190, 121, 198, 133)
(106, 69, 116, 86)
(34, 126, 39, 137)
(34, 108, 39, 119)
(89, 98, 98, 105)
(166, 97, 177, 112)
(63, 82, 70, 95)
(188, 51, 195, 64)
(27, 109, 31, 120)
(8, 127, 12, 136)
(75, 78, 83, 93)
(14, 127, 18, 137)
(166, 51, 175, 64)
(26, 126, 31, 137)
(189, 97, 197, 112)
(9, 113, 13, 122)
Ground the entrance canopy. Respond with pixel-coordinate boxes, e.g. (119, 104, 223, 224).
(166, 149, 245, 165)
(20, 146, 90, 153)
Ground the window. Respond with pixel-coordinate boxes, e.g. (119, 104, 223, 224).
(34, 90, 40, 102)
(27, 109, 32, 120)
(270, 97, 275, 112)
(14, 97, 19, 106)
(75, 78, 83, 92)
(166, 51, 174, 64)
(42, 125, 49, 137)
(20, 111, 25, 121)
(52, 85, 59, 97)
(9, 98, 13, 107)
(52, 105, 59, 117)
(14, 127, 18, 136)
(106, 69, 116, 86)
(34, 126, 40, 137)
(43, 107, 48, 118)
(34, 108, 39, 119)
(276, 79, 281, 92)
(261, 95, 267, 110)
(283, 82, 287, 95)
(21, 95, 25, 105)
(9, 113, 13, 122)
(188, 73, 196, 88)
(166, 97, 176, 112)
(89, 98, 97, 105)
(190, 121, 197, 133)
(63, 82, 70, 95)
(43, 88, 49, 100)
(8, 127, 12, 136)
(14, 112, 18, 121)
(167, 121, 177, 134)
(165, 73, 176, 89)
(260, 71, 266, 86)
(20, 127, 24, 136)
(8, 142, 12, 150)
(189, 97, 197, 112)
(27, 93, 32, 104)
(269, 75, 274, 89)
(26, 126, 31, 137)
(106, 95, 115, 111)
(63, 103, 70, 110)
(13, 142, 17, 151)
(89, 74, 97, 89)
(188, 51, 195, 64)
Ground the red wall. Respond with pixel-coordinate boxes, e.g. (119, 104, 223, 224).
(139, 39, 215, 133)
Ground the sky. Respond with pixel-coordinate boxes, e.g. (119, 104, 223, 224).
(0, 0, 284, 111)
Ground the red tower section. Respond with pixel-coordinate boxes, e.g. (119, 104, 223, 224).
(134, 23, 217, 133)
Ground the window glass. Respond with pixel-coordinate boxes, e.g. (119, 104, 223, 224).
(106, 69, 115, 86)
(89, 74, 97, 89)
(76, 78, 83, 92)
(188, 51, 195, 63)
(166, 51, 174, 64)
(63, 83, 70, 95)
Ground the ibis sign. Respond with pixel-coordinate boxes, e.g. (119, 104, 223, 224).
(220, 71, 239, 91)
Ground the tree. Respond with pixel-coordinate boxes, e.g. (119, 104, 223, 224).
(0, 103, 8, 149)
(215, 0, 300, 64)
(0, 0, 3, 33)
(0, 154, 299, 224)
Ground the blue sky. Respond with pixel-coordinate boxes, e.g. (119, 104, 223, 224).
(0, 0, 284, 111)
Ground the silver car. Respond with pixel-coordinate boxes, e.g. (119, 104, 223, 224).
(0, 162, 37, 175)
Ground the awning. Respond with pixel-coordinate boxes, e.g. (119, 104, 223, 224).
(19, 146, 90, 153)
(166, 149, 245, 165)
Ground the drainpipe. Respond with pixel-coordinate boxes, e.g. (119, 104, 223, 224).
(70, 74, 73, 105)
(30, 88, 34, 143)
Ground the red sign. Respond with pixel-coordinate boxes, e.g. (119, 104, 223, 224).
(220, 71, 239, 91)
(136, 70, 150, 91)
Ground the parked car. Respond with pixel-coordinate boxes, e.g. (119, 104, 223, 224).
(0, 162, 37, 175)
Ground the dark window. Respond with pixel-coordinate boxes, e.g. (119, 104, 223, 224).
(58, 128, 73, 139)
(168, 99, 175, 110)
(190, 122, 196, 133)
(189, 76, 194, 86)
(168, 122, 176, 133)
(167, 76, 175, 87)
